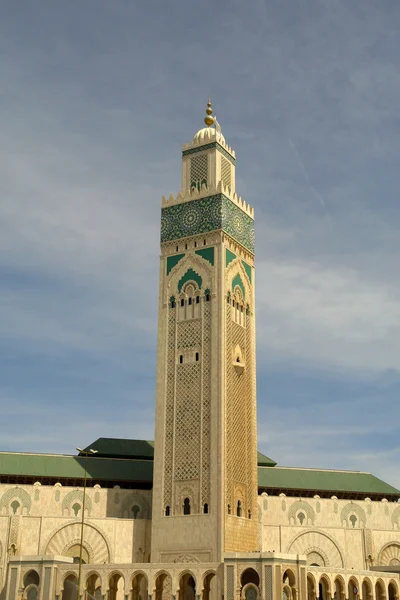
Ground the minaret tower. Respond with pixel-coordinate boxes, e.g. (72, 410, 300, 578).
(151, 102, 258, 563)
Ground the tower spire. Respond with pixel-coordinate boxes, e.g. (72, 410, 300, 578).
(204, 97, 214, 127)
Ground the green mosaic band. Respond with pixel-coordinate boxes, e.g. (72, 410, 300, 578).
(161, 194, 255, 253)
(182, 142, 235, 165)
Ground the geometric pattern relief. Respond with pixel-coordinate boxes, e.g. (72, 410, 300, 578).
(62, 490, 92, 516)
(161, 195, 254, 253)
(120, 493, 151, 519)
(163, 309, 176, 509)
(0, 488, 32, 515)
(225, 308, 255, 515)
(340, 503, 366, 527)
(190, 154, 208, 190)
(288, 501, 315, 525)
(226, 566, 235, 600)
(201, 301, 212, 506)
(221, 156, 231, 188)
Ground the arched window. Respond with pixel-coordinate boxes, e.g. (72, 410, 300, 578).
(131, 505, 140, 519)
(194, 241, 197, 248)
(11, 500, 20, 515)
(24, 570, 40, 588)
(180, 298, 185, 307)
(204, 503, 209, 514)
(237, 500, 242, 517)
(183, 498, 191, 515)
(248, 509, 252, 519)
(165, 505, 170, 516)
(227, 504, 231, 514)
(196, 296, 200, 304)
(349, 515, 357, 528)
(188, 297, 192, 305)
(176, 246, 179, 252)
(203, 239, 206, 245)
(170, 299, 176, 308)
(297, 512, 305, 525)
(72, 502, 81, 517)
(179, 355, 183, 364)
(205, 293, 210, 302)
(195, 352, 199, 362)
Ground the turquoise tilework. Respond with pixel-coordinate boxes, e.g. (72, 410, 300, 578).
(242, 260, 252, 284)
(232, 273, 245, 298)
(161, 194, 254, 253)
(182, 142, 235, 165)
(166, 253, 185, 275)
(178, 268, 203, 293)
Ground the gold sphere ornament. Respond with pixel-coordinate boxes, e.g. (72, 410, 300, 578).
(204, 98, 214, 127)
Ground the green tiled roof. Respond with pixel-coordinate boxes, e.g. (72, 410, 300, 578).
(0, 452, 153, 483)
(83, 438, 276, 467)
(82, 438, 154, 460)
(257, 466, 400, 499)
(257, 451, 277, 467)
(0, 441, 398, 500)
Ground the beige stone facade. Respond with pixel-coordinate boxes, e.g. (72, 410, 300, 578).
(1, 108, 399, 600)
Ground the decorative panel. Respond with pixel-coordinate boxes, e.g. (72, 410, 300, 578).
(221, 156, 232, 188)
(226, 566, 235, 600)
(190, 154, 208, 189)
(182, 142, 235, 165)
(161, 195, 254, 252)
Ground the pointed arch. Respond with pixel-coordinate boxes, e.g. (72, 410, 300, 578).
(287, 529, 344, 568)
(225, 257, 253, 305)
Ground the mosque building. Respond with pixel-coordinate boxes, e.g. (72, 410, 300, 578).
(1, 103, 400, 600)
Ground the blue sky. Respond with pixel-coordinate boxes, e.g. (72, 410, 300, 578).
(1, 1, 399, 488)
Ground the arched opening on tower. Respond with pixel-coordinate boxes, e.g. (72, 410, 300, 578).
(183, 497, 191, 515)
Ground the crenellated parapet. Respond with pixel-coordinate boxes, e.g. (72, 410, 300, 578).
(161, 181, 254, 219)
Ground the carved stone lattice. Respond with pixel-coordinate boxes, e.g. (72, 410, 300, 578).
(225, 305, 255, 515)
(190, 154, 208, 189)
(201, 301, 211, 506)
(175, 353, 201, 481)
(163, 309, 176, 509)
(226, 566, 235, 600)
(221, 156, 231, 189)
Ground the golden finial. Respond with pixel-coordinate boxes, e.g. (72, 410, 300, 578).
(204, 97, 214, 127)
